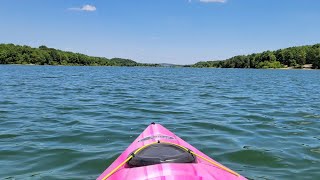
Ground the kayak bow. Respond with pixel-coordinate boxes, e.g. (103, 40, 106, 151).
(97, 123, 247, 180)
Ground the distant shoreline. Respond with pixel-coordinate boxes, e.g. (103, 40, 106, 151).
(1, 43, 320, 69)
(0, 64, 320, 70)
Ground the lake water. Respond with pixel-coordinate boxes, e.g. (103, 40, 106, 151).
(0, 65, 319, 180)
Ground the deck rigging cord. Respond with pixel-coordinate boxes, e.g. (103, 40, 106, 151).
(101, 141, 240, 180)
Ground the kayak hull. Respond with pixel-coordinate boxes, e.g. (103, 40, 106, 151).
(97, 123, 247, 180)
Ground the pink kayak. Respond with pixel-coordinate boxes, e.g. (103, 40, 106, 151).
(97, 123, 247, 180)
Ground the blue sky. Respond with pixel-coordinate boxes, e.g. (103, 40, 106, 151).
(1, 0, 320, 64)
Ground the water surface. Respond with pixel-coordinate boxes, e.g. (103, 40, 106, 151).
(0, 66, 319, 179)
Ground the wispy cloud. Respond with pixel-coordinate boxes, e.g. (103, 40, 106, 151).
(68, 5, 97, 12)
(199, 0, 227, 3)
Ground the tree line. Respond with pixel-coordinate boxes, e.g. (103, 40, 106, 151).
(0, 44, 160, 67)
(2, 43, 320, 69)
(193, 44, 320, 69)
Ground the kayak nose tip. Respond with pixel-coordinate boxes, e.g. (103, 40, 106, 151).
(151, 122, 156, 125)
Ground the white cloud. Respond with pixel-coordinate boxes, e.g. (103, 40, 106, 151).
(199, 0, 227, 3)
(68, 5, 96, 12)
(81, 5, 96, 11)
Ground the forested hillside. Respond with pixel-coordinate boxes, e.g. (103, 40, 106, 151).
(0, 44, 157, 66)
(193, 44, 320, 69)
(2, 43, 320, 69)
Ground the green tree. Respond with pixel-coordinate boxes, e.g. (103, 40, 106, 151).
(260, 51, 276, 62)
(312, 48, 320, 69)
(294, 48, 306, 65)
(283, 50, 295, 66)
(39, 45, 48, 49)
(0, 50, 8, 64)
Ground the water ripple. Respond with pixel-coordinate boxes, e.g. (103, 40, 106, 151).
(0, 66, 320, 179)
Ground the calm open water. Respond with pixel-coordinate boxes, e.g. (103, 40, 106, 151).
(0, 65, 319, 180)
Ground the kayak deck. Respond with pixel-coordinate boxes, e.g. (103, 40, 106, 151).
(97, 123, 247, 180)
